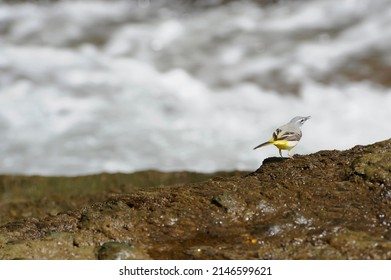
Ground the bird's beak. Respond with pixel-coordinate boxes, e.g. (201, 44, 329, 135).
(305, 116, 311, 120)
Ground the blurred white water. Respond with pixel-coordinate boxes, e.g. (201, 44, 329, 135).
(1, 0, 391, 175)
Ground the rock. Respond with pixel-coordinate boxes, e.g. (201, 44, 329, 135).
(97, 242, 151, 260)
(0, 140, 391, 259)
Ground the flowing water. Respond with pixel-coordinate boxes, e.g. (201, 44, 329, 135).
(1, 0, 391, 175)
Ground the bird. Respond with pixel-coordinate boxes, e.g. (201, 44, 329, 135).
(253, 116, 310, 157)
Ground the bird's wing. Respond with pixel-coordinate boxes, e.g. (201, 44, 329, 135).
(273, 126, 302, 141)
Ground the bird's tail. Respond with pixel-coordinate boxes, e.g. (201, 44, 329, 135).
(253, 140, 273, 150)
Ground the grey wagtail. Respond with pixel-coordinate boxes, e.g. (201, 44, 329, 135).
(253, 116, 310, 157)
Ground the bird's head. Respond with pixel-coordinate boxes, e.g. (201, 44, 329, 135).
(290, 116, 311, 127)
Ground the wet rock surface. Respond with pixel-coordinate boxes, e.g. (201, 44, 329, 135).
(1, 141, 391, 259)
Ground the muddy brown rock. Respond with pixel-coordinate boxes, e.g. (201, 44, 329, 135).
(97, 242, 151, 260)
(0, 140, 391, 259)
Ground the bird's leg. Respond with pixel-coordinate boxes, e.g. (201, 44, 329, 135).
(279, 149, 283, 157)
(288, 149, 292, 157)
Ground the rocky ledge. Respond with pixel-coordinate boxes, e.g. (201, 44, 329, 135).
(0, 140, 390, 259)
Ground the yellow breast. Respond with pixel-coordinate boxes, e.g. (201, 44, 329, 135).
(272, 140, 298, 150)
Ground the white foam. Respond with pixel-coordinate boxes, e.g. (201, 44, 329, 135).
(1, 0, 391, 175)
